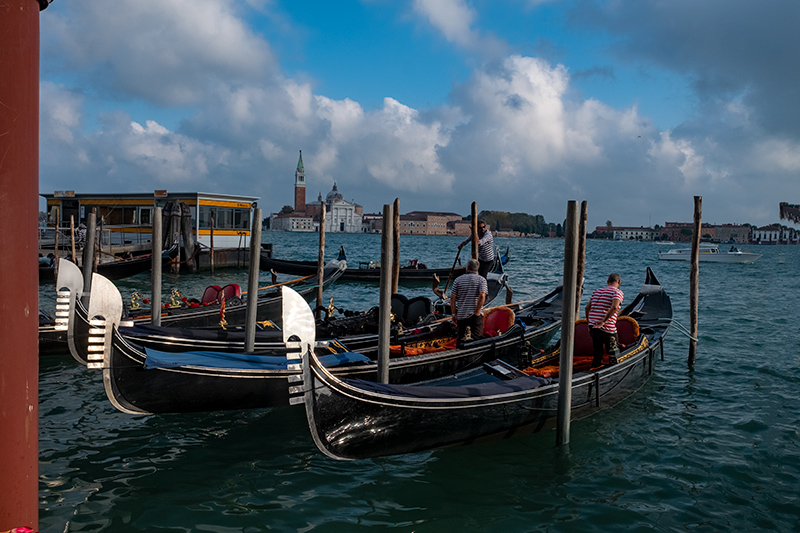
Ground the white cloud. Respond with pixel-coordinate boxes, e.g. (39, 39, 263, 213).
(753, 139, 800, 173)
(412, 0, 479, 48)
(37, 0, 800, 228)
(412, 0, 505, 57)
(42, 0, 274, 106)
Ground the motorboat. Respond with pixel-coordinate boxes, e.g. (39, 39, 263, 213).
(658, 244, 761, 263)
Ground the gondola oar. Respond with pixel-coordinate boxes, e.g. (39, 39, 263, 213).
(442, 247, 462, 295)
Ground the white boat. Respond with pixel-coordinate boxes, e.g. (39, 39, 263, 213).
(658, 244, 761, 263)
(654, 241, 675, 245)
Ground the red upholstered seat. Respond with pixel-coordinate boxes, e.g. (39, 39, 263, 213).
(573, 319, 594, 357)
(483, 307, 515, 337)
(201, 285, 222, 305)
(221, 283, 241, 300)
(573, 316, 640, 354)
(615, 316, 640, 347)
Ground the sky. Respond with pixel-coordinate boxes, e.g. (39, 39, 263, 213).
(38, 0, 800, 230)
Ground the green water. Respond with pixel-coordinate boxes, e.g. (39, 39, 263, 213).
(38, 235, 800, 531)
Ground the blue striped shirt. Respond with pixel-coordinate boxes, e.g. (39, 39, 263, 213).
(478, 230, 494, 261)
(451, 272, 488, 319)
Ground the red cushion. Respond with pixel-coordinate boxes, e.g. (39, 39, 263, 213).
(201, 285, 222, 305)
(221, 283, 241, 299)
(483, 307, 515, 336)
(616, 317, 639, 347)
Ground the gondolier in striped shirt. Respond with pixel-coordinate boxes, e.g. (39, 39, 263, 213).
(458, 220, 494, 278)
(450, 259, 488, 347)
(585, 273, 624, 369)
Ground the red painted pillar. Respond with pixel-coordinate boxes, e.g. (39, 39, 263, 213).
(0, 0, 42, 530)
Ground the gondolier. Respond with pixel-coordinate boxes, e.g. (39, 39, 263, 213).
(585, 273, 624, 369)
(450, 259, 488, 346)
(459, 220, 494, 278)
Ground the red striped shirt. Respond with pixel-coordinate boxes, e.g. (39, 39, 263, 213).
(588, 285, 624, 333)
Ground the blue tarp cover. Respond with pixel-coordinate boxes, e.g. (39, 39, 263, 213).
(144, 348, 370, 370)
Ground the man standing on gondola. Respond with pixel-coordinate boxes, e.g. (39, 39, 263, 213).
(450, 259, 488, 347)
(458, 220, 494, 278)
(585, 273, 624, 369)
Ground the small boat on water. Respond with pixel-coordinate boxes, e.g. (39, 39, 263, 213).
(38, 244, 179, 283)
(295, 268, 672, 461)
(261, 246, 467, 283)
(658, 243, 761, 263)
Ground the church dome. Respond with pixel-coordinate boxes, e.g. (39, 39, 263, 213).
(326, 182, 344, 202)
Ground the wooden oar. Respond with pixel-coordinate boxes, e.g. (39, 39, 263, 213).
(241, 273, 315, 296)
(442, 247, 462, 295)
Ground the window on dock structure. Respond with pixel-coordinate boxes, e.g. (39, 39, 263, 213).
(198, 206, 251, 230)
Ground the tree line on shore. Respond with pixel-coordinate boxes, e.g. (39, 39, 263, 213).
(475, 210, 563, 237)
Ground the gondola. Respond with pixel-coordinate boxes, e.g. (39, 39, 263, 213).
(297, 268, 672, 460)
(261, 246, 467, 283)
(93, 278, 562, 414)
(49, 258, 346, 363)
(38, 244, 179, 283)
(39, 309, 68, 356)
(52, 253, 508, 361)
(500, 245, 510, 265)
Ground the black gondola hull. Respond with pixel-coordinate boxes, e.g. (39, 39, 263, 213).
(261, 253, 466, 283)
(102, 288, 563, 414)
(301, 268, 672, 460)
(65, 260, 345, 363)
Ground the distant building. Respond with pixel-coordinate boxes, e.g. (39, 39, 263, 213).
(753, 225, 780, 243)
(658, 222, 751, 243)
(594, 226, 655, 241)
(713, 224, 751, 244)
(270, 212, 314, 232)
(270, 151, 363, 232)
(659, 222, 715, 242)
(361, 213, 383, 233)
(321, 183, 362, 233)
(398, 211, 462, 235)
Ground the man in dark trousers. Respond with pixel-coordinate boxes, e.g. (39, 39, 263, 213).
(585, 273, 624, 369)
(450, 259, 488, 347)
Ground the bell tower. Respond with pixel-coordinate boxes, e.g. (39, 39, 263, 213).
(294, 150, 306, 213)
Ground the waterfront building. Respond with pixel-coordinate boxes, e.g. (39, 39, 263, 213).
(753, 225, 781, 243)
(659, 222, 715, 242)
(713, 224, 751, 244)
(361, 213, 383, 233)
(397, 211, 462, 235)
(270, 152, 363, 233)
(594, 226, 656, 241)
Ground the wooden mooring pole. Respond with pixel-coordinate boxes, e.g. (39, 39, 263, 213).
(53, 206, 60, 267)
(392, 197, 400, 294)
(151, 207, 163, 326)
(70, 215, 77, 265)
(557, 200, 580, 446)
(81, 209, 97, 307)
(575, 200, 588, 314)
(471, 202, 479, 260)
(245, 208, 263, 352)
(0, 1, 42, 527)
(378, 203, 395, 383)
(316, 203, 326, 309)
(688, 196, 702, 367)
(210, 210, 215, 275)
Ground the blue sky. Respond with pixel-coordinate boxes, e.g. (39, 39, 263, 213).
(38, 0, 800, 230)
